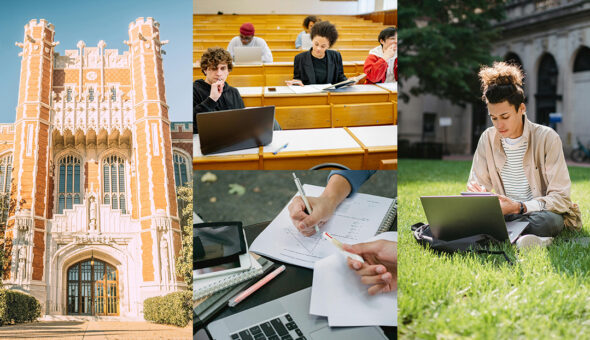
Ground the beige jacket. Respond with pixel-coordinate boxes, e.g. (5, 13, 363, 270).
(468, 116, 582, 230)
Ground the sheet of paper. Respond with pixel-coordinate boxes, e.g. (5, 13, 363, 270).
(250, 185, 393, 269)
(376, 82, 398, 92)
(262, 129, 360, 153)
(310, 232, 397, 327)
(236, 86, 263, 96)
(288, 84, 331, 94)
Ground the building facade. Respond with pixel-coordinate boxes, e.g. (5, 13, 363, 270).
(399, 0, 590, 154)
(0, 17, 193, 319)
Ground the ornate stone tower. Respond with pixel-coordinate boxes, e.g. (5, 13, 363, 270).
(126, 17, 182, 294)
(5, 19, 58, 302)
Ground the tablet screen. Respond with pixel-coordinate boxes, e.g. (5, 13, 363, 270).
(194, 223, 246, 270)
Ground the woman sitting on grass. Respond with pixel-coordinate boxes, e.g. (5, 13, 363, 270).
(468, 61, 582, 248)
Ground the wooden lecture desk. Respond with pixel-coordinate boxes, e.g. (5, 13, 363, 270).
(193, 125, 397, 170)
(235, 84, 396, 129)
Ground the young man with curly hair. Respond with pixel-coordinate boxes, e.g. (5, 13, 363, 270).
(468, 62, 582, 248)
(193, 47, 244, 133)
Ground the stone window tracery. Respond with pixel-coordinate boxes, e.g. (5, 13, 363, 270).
(0, 154, 12, 225)
(103, 155, 126, 214)
(173, 152, 190, 187)
(57, 155, 82, 214)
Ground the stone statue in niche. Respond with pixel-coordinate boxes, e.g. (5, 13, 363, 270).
(89, 195, 97, 232)
(160, 235, 169, 284)
(17, 246, 27, 282)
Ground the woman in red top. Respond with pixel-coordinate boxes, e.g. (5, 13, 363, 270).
(364, 27, 397, 84)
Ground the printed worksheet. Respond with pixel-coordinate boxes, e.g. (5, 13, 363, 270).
(249, 184, 393, 269)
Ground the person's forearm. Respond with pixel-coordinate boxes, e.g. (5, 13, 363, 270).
(320, 174, 351, 211)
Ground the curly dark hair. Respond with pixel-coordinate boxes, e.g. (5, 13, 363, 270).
(378, 27, 397, 47)
(303, 16, 318, 30)
(479, 61, 525, 111)
(310, 21, 338, 47)
(200, 47, 233, 75)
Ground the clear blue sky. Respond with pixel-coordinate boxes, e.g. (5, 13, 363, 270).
(0, 0, 192, 123)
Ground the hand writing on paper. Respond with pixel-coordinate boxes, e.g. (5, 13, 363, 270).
(285, 79, 304, 87)
(209, 80, 224, 101)
(343, 240, 397, 295)
(288, 196, 337, 237)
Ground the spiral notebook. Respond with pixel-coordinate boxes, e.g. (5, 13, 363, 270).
(194, 253, 263, 300)
(376, 197, 397, 234)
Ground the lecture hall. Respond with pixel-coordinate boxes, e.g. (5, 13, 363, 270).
(193, 0, 397, 170)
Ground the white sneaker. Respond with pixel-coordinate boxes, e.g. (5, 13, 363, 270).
(516, 234, 553, 249)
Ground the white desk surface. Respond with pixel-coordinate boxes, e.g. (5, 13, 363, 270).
(193, 134, 260, 158)
(236, 87, 264, 96)
(348, 125, 397, 147)
(263, 128, 361, 153)
(328, 84, 388, 94)
(375, 82, 398, 93)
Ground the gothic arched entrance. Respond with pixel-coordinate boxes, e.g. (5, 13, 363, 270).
(66, 258, 119, 316)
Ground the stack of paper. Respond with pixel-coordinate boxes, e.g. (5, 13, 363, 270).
(310, 232, 397, 327)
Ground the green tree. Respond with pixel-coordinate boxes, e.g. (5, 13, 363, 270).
(175, 182, 193, 289)
(398, 0, 506, 106)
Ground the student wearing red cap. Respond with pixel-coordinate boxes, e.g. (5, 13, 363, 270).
(226, 23, 273, 63)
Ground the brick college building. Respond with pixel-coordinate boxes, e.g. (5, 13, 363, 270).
(0, 17, 192, 318)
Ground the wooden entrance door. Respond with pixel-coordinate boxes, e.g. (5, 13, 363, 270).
(67, 259, 119, 316)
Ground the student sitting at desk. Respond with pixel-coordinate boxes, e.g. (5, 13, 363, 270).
(288, 170, 396, 295)
(364, 27, 398, 84)
(227, 23, 273, 63)
(295, 15, 318, 49)
(468, 62, 582, 248)
(286, 21, 347, 86)
(193, 48, 244, 132)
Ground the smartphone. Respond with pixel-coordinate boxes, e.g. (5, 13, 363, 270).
(268, 87, 276, 92)
(194, 222, 251, 279)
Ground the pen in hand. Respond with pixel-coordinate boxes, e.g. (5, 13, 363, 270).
(292, 173, 320, 234)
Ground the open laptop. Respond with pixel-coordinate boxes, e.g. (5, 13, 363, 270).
(420, 195, 528, 243)
(234, 46, 263, 65)
(207, 287, 388, 340)
(197, 106, 275, 155)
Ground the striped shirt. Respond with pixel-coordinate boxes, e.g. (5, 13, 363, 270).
(501, 137, 542, 212)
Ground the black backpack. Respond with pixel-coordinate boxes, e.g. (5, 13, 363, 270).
(411, 222, 513, 264)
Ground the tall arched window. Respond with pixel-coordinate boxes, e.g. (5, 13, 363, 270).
(0, 154, 12, 225)
(573, 46, 590, 73)
(58, 155, 81, 214)
(103, 155, 126, 214)
(173, 152, 190, 187)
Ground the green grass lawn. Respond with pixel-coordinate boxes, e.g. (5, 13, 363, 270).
(398, 159, 590, 339)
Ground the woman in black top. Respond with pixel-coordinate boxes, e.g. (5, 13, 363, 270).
(193, 48, 244, 133)
(287, 21, 347, 86)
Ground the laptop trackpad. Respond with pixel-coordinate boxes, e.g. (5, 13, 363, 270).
(310, 326, 386, 340)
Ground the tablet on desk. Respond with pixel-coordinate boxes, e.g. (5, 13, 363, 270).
(194, 222, 251, 279)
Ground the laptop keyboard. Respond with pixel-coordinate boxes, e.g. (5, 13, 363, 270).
(230, 313, 306, 340)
